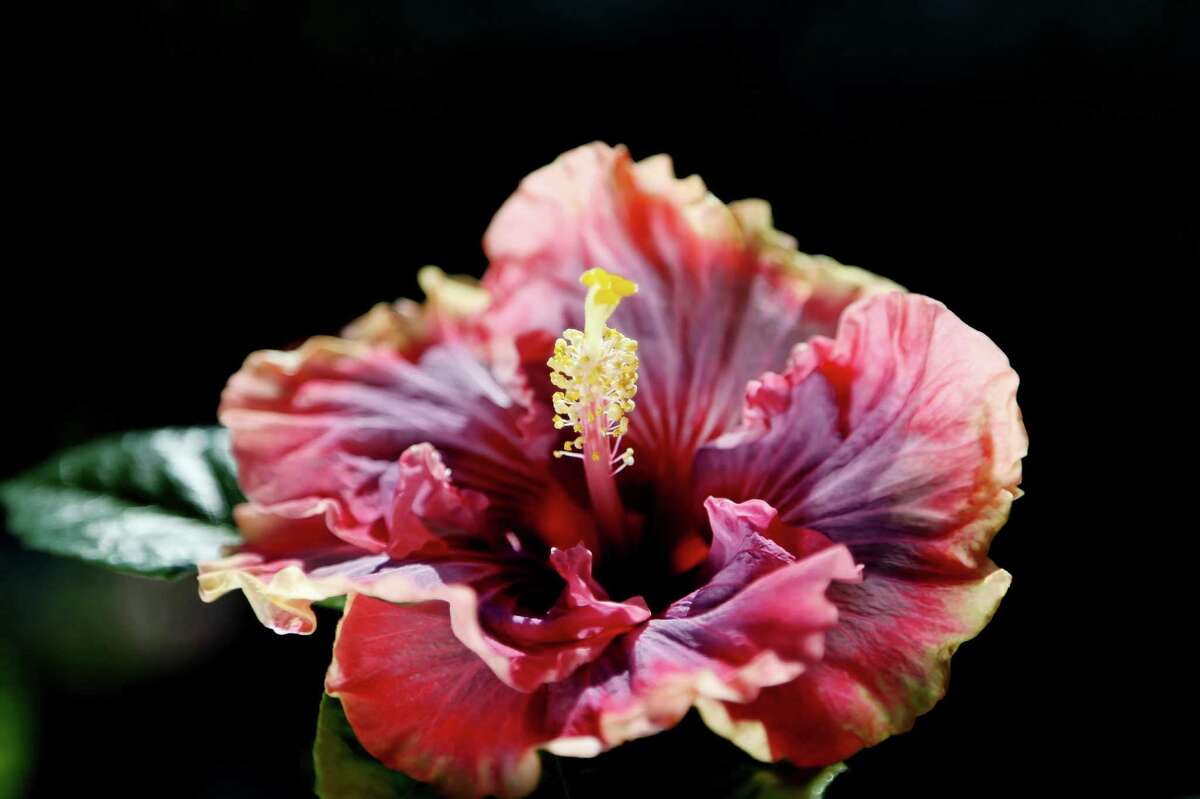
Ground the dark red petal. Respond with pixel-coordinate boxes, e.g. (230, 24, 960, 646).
(327, 597, 558, 799)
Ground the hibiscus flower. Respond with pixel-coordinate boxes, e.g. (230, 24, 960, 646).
(199, 143, 1026, 798)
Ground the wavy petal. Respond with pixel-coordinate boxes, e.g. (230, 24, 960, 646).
(696, 292, 1025, 576)
(319, 498, 860, 795)
(341, 266, 490, 355)
(693, 292, 1025, 762)
(380, 443, 489, 559)
(550, 498, 859, 750)
(220, 337, 583, 551)
(198, 504, 363, 633)
(477, 545, 651, 691)
(197, 508, 500, 637)
(702, 569, 1011, 765)
(481, 142, 899, 484)
(201, 508, 649, 690)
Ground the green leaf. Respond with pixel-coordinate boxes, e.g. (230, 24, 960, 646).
(315, 695, 843, 799)
(0, 647, 32, 799)
(315, 694, 442, 799)
(0, 427, 243, 578)
(316, 595, 348, 612)
(729, 762, 846, 799)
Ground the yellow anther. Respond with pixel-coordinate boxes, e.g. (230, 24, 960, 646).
(548, 268, 639, 474)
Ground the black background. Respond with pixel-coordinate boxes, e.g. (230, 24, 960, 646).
(4, 1, 1197, 797)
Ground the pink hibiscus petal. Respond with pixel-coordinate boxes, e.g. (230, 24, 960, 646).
(700, 569, 1011, 765)
(197, 505, 502, 637)
(320, 498, 860, 793)
(380, 442, 490, 559)
(696, 291, 1025, 575)
(548, 498, 859, 750)
(693, 292, 1025, 762)
(201, 498, 650, 690)
(477, 544, 652, 691)
(481, 143, 899, 496)
(204, 143, 1028, 788)
(220, 336, 582, 551)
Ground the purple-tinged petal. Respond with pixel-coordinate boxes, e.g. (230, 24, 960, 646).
(547, 498, 859, 750)
(319, 501, 859, 791)
(702, 568, 1011, 765)
(319, 498, 860, 793)
(220, 336, 589, 552)
(693, 292, 1026, 763)
(697, 291, 1025, 576)
(201, 504, 649, 690)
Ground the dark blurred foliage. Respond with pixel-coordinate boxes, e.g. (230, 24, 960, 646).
(5, 1, 1197, 797)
